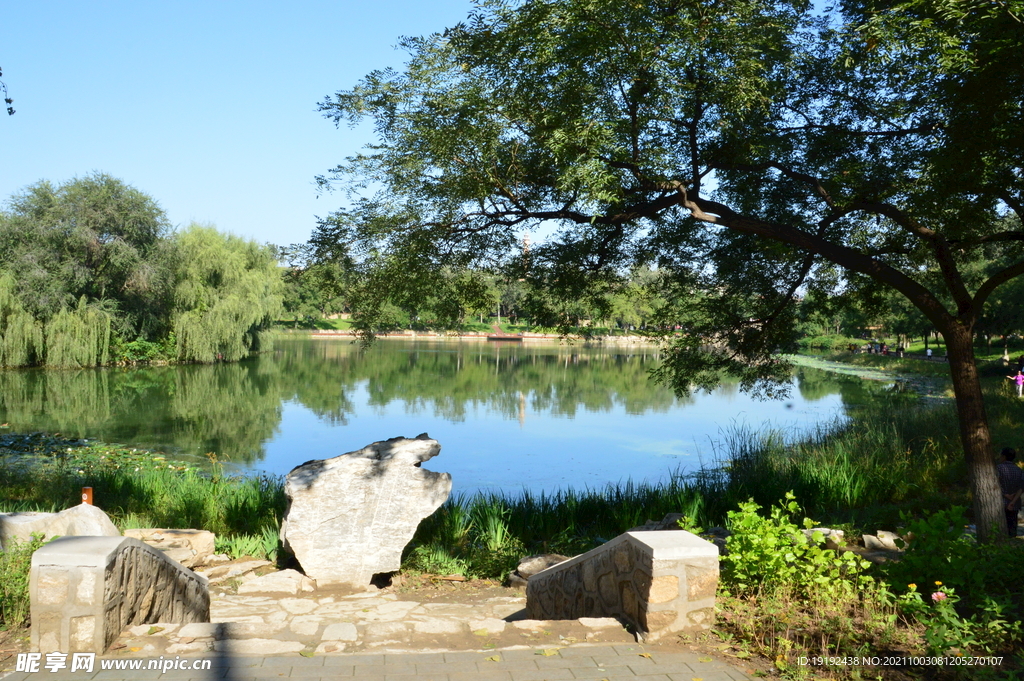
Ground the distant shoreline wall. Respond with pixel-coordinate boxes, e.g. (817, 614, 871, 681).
(295, 330, 656, 345)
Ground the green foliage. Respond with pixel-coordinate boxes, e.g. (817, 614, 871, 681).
(721, 492, 872, 597)
(43, 297, 111, 368)
(714, 494, 904, 670)
(0, 272, 44, 367)
(275, 242, 350, 325)
(0, 176, 282, 368)
(0, 173, 169, 332)
(0, 533, 46, 630)
(406, 544, 471, 576)
(110, 335, 176, 363)
(214, 526, 280, 563)
(311, 0, 1021, 391)
(898, 584, 1021, 656)
(170, 225, 282, 363)
(796, 335, 863, 351)
(719, 392, 963, 524)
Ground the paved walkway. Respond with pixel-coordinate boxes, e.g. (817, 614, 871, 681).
(1, 644, 753, 681)
(0, 565, 758, 681)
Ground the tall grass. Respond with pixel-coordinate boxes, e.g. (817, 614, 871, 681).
(717, 402, 966, 528)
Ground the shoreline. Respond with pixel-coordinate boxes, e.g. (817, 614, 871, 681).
(290, 329, 657, 344)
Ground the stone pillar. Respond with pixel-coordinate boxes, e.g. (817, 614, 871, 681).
(30, 536, 210, 653)
(526, 530, 718, 640)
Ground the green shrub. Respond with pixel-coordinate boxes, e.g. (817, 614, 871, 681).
(111, 337, 173, 363)
(716, 494, 901, 672)
(721, 492, 872, 597)
(0, 533, 45, 630)
(797, 335, 862, 351)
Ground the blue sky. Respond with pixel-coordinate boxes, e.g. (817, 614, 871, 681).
(1, 1, 475, 247)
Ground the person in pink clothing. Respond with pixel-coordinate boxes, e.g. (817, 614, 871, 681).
(1008, 370, 1024, 397)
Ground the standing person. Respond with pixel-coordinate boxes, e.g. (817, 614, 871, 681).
(996, 448, 1023, 538)
(1007, 370, 1024, 397)
(926, 347, 933, 359)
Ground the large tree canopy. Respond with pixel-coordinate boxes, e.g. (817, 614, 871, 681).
(0, 173, 171, 334)
(313, 0, 1024, 541)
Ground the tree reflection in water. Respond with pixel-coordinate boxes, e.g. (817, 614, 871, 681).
(0, 338, 880, 477)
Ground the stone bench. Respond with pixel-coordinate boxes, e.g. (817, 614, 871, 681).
(30, 536, 210, 653)
(526, 530, 718, 641)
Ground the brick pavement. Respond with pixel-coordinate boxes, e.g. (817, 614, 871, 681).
(1, 644, 754, 681)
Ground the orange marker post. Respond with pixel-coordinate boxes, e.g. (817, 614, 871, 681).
(81, 487, 93, 505)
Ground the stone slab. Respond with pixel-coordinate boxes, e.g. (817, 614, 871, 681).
(236, 569, 315, 594)
(123, 529, 216, 568)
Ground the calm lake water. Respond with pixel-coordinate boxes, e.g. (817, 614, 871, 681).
(0, 337, 887, 495)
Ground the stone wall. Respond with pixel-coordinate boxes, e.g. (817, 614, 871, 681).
(526, 530, 718, 640)
(30, 536, 210, 653)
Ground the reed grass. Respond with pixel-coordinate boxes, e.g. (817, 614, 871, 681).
(405, 390, 981, 577)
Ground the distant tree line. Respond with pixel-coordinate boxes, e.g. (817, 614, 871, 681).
(275, 250, 676, 336)
(0, 173, 282, 368)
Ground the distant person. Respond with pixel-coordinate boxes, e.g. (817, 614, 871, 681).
(926, 347, 932, 358)
(1008, 370, 1024, 397)
(997, 448, 1023, 538)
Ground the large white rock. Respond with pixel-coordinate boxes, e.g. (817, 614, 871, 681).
(280, 434, 452, 587)
(0, 503, 120, 550)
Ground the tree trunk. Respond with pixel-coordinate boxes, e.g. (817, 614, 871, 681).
(943, 322, 1007, 542)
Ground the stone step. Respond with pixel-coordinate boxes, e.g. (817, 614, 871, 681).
(109, 590, 635, 658)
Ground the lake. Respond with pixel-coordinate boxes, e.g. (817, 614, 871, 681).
(0, 336, 887, 495)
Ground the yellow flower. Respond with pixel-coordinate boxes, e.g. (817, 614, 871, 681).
(935, 581, 942, 586)
(908, 583, 917, 590)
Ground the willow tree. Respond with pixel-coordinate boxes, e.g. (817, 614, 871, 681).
(0, 275, 110, 369)
(44, 298, 111, 369)
(313, 0, 1024, 540)
(169, 224, 282, 363)
(0, 273, 44, 367)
